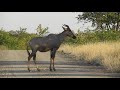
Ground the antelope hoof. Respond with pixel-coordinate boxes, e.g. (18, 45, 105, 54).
(50, 68, 52, 71)
(53, 68, 56, 71)
(28, 68, 31, 72)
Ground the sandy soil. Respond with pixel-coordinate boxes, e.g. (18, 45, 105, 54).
(0, 50, 120, 78)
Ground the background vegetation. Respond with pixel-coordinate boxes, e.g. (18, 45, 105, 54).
(0, 24, 48, 50)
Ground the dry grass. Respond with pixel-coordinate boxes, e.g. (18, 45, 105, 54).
(0, 45, 8, 50)
(58, 41, 120, 73)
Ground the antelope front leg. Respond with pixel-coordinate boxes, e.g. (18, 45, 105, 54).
(33, 54, 40, 71)
(53, 58, 56, 71)
(50, 58, 53, 71)
(50, 49, 57, 71)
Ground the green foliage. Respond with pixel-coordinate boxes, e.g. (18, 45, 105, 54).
(36, 24, 49, 37)
(0, 27, 37, 50)
(64, 30, 120, 45)
(0, 25, 48, 50)
(77, 12, 120, 31)
(1, 26, 120, 50)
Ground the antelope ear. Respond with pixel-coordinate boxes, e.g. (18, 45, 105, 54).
(62, 26, 67, 31)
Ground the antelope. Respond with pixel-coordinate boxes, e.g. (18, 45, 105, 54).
(27, 24, 76, 72)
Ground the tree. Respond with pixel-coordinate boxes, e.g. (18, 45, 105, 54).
(77, 12, 120, 31)
(9, 27, 27, 36)
(36, 24, 49, 37)
(16, 27, 27, 34)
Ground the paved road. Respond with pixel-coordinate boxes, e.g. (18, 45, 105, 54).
(0, 50, 120, 78)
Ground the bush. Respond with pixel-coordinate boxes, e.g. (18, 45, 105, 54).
(0, 28, 37, 50)
(64, 30, 120, 45)
(1, 27, 120, 50)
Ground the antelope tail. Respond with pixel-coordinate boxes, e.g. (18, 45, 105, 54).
(26, 43, 30, 56)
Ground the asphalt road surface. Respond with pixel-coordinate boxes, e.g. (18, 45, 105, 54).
(0, 50, 120, 78)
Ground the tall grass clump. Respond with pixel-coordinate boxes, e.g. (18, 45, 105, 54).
(59, 41, 120, 73)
